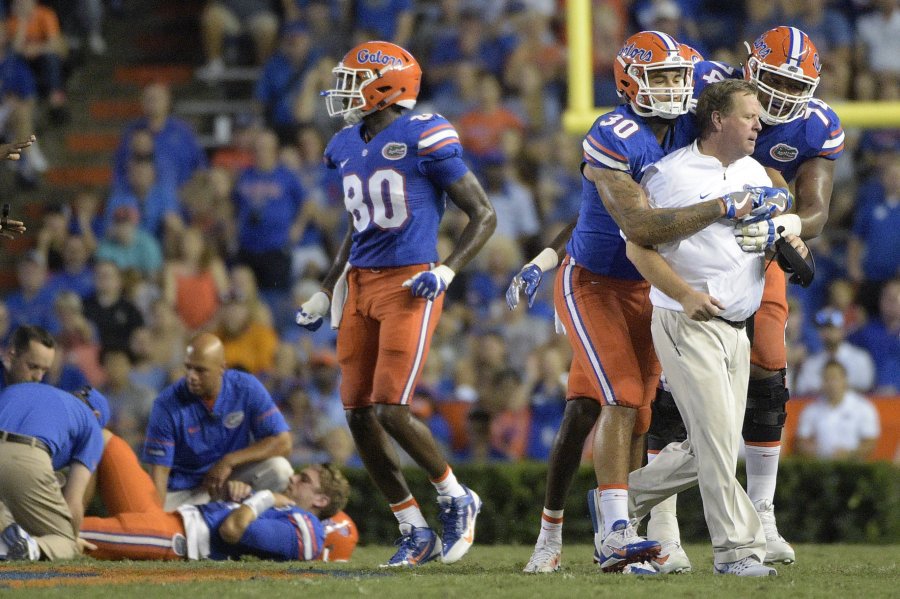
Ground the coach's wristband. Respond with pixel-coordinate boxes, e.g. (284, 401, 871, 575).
(241, 490, 275, 517)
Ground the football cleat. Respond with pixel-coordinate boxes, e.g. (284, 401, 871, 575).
(755, 499, 796, 564)
(652, 539, 692, 574)
(1, 524, 40, 561)
(380, 524, 442, 568)
(587, 489, 661, 571)
(522, 536, 562, 573)
(438, 486, 482, 564)
(714, 556, 777, 577)
(597, 519, 662, 572)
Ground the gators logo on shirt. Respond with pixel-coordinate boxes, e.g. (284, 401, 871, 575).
(382, 142, 407, 160)
(223, 411, 245, 429)
(770, 143, 799, 162)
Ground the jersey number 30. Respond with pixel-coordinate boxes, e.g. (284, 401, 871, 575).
(343, 169, 409, 232)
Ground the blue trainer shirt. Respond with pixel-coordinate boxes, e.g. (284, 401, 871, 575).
(142, 370, 290, 491)
(0, 382, 104, 471)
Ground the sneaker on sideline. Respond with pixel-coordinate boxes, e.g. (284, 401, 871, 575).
(380, 524, 442, 568)
(652, 539, 692, 574)
(755, 499, 795, 564)
(522, 536, 561, 573)
(714, 556, 777, 577)
(438, 486, 481, 564)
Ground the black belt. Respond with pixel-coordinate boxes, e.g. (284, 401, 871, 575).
(0, 430, 50, 455)
(714, 316, 746, 329)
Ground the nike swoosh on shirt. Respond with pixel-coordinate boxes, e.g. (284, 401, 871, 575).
(339, 159, 349, 168)
(700, 192, 711, 199)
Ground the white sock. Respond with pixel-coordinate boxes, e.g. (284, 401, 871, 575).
(745, 443, 781, 507)
(431, 466, 466, 498)
(390, 495, 429, 529)
(536, 508, 563, 543)
(599, 487, 629, 536)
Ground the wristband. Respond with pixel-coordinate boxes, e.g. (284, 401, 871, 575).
(241, 490, 275, 517)
(432, 264, 456, 286)
(528, 247, 559, 273)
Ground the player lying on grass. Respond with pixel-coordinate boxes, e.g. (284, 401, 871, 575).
(79, 431, 356, 562)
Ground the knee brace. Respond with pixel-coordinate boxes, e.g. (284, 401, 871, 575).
(742, 371, 789, 443)
(647, 388, 687, 451)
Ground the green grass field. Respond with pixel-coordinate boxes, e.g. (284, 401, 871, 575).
(1, 544, 897, 598)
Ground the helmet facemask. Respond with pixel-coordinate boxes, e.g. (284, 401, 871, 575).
(624, 61, 695, 119)
(747, 56, 819, 125)
(324, 65, 377, 124)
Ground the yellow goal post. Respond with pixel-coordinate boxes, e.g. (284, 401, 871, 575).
(563, 0, 900, 133)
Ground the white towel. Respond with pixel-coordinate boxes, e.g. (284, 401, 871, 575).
(330, 262, 352, 330)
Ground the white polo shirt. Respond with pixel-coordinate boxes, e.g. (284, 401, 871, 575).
(796, 391, 881, 458)
(641, 141, 772, 321)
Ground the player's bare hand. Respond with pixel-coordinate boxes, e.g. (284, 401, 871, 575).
(0, 203, 26, 238)
(222, 480, 253, 502)
(273, 492, 296, 508)
(203, 458, 235, 496)
(77, 537, 98, 553)
(0, 134, 35, 161)
(678, 290, 724, 321)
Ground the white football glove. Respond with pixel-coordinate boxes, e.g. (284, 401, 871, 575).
(734, 214, 802, 252)
(295, 291, 331, 331)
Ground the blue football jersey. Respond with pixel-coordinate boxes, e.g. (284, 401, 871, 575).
(568, 104, 696, 279)
(200, 501, 325, 561)
(693, 60, 844, 182)
(324, 112, 465, 268)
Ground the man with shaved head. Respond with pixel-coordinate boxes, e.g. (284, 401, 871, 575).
(142, 333, 293, 510)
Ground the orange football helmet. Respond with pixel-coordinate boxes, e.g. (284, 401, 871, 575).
(744, 26, 821, 125)
(324, 41, 422, 124)
(680, 43, 704, 64)
(321, 510, 358, 562)
(614, 31, 694, 119)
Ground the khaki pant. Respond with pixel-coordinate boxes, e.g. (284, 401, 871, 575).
(0, 442, 79, 560)
(163, 456, 293, 511)
(628, 308, 766, 565)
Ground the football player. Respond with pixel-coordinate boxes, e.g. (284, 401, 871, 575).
(295, 41, 496, 567)
(81, 432, 352, 562)
(508, 34, 779, 574)
(647, 26, 844, 566)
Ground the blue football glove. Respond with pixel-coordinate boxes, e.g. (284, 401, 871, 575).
(741, 185, 794, 223)
(506, 264, 543, 310)
(402, 265, 455, 300)
(295, 291, 330, 331)
(721, 190, 754, 219)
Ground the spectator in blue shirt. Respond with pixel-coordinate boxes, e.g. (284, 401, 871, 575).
(142, 333, 293, 511)
(354, 0, 414, 47)
(103, 146, 182, 238)
(849, 278, 900, 395)
(0, 383, 109, 561)
(5, 250, 59, 333)
(233, 129, 306, 292)
(95, 205, 163, 278)
(255, 21, 319, 140)
(48, 234, 95, 299)
(848, 154, 900, 316)
(113, 82, 207, 190)
(0, 324, 55, 389)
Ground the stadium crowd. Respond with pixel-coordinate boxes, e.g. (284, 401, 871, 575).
(0, 0, 897, 475)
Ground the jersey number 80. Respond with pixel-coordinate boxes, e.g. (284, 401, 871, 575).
(343, 169, 409, 232)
